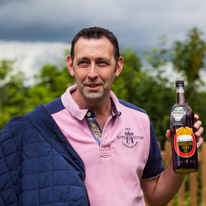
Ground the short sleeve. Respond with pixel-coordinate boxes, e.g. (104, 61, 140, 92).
(141, 121, 165, 179)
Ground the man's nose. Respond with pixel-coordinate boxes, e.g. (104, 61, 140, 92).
(88, 64, 98, 78)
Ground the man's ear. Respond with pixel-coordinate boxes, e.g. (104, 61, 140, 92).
(66, 55, 75, 76)
(115, 56, 124, 77)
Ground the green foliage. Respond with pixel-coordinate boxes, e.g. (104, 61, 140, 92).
(172, 28, 206, 81)
(0, 59, 14, 80)
(112, 47, 142, 101)
(171, 28, 206, 98)
(29, 63, 74, 102)
(0, 60, 28, 127)
(144, 35, 169, 68)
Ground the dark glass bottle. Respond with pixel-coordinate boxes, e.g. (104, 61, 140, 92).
(170, 80, 198, 173)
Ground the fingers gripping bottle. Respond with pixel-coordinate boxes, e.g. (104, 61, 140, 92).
(170, 80, 198, 173)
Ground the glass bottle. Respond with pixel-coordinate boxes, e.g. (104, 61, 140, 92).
(170, 80, 198, 173)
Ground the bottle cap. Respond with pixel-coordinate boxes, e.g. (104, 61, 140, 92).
(175, 80, 184, 87)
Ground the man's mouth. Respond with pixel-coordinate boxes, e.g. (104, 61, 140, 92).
(88, 84, 100, 88)
(85, 83, 101, 88)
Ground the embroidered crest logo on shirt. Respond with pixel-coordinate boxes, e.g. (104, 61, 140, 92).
(117, 128, 144, 148)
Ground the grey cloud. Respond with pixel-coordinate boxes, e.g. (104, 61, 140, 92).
(0, 0, 206, 52)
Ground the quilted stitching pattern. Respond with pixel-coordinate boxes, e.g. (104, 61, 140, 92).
(0, 106, 89, 206)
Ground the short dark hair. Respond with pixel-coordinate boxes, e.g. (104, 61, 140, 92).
(70, 27, 120, 62)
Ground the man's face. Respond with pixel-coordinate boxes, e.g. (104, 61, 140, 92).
(67, 37, 123, 104)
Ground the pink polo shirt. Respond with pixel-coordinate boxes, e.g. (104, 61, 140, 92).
(46, 85, 164, 206)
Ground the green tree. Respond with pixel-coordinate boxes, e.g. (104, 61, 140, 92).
(0, 59, 14, 115)
(112, 47, 142, 101)
(0, 60, 27, 128)
(25, 59, 75, 111)
(171, 27, 206, 99)
(144, 35, 169, 69)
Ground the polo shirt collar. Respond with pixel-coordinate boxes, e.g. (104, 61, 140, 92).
(61, 85, 121, 120)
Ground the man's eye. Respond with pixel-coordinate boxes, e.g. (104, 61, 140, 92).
(98, 62, 108, 67)
(78, 61, 89, 67)
(79, 61, 86, 64)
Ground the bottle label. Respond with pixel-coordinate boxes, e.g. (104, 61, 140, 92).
(174, 127, 196, 158)
(170, 105, 186, 127)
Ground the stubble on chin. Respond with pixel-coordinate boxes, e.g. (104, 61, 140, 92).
(82, 89, 104, 101)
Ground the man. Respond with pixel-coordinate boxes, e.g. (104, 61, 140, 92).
(0, 27, 204, 206)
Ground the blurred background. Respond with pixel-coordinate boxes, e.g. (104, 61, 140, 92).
(0, 0, 206, 141)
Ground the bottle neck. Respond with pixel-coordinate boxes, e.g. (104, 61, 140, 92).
(176, 86, 186, 104)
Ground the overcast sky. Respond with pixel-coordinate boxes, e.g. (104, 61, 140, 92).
(0, 0, 206, 81)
